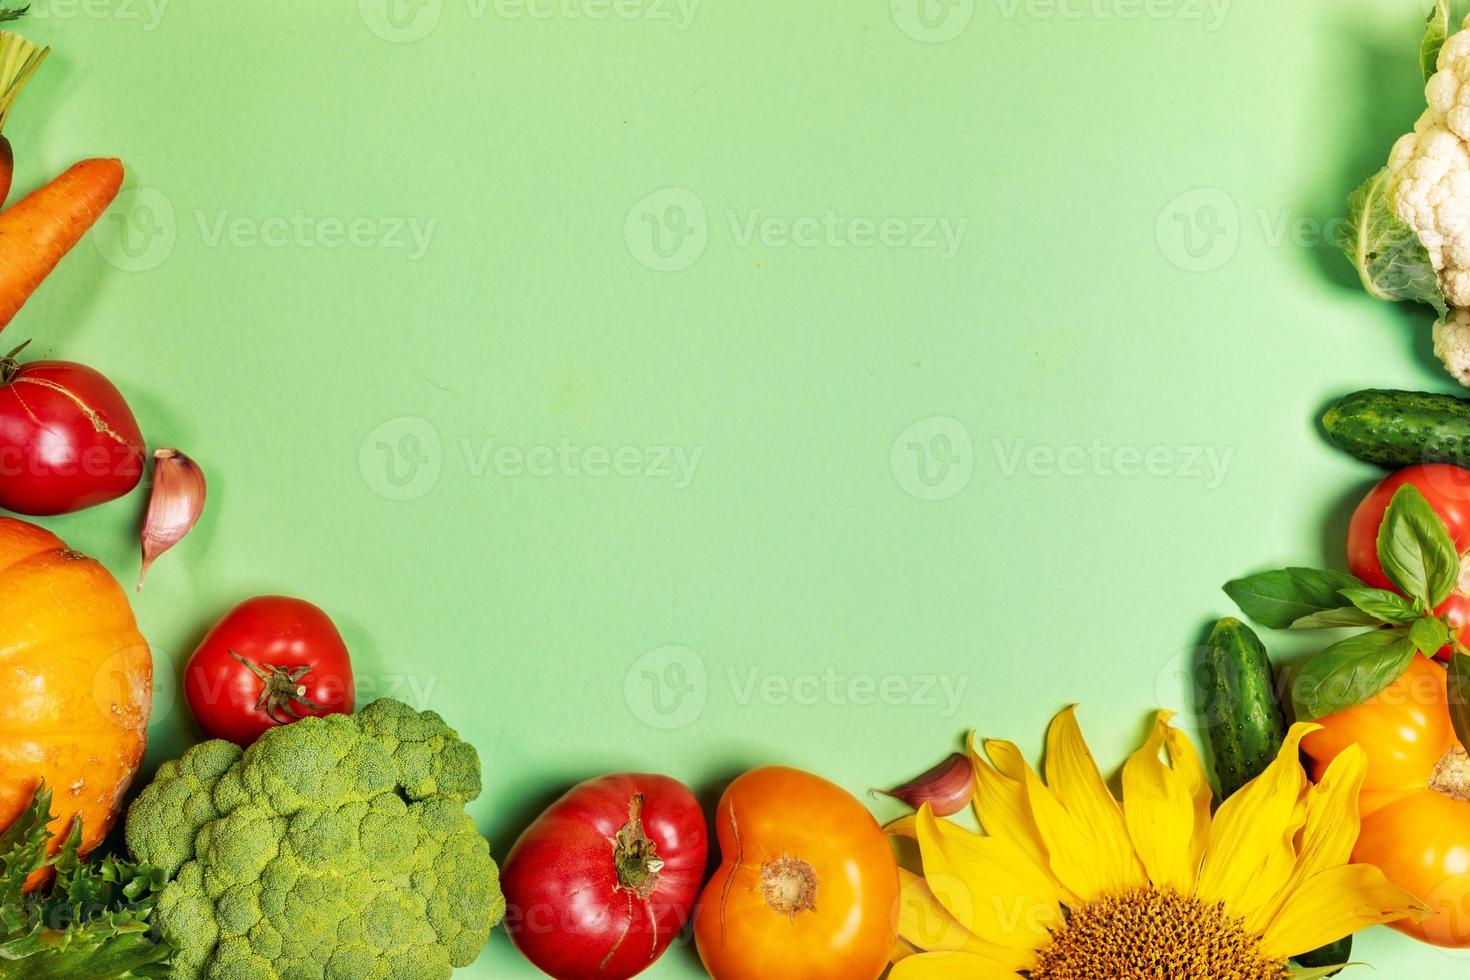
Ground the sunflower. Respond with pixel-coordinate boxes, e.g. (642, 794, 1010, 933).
(888, 707, 1427, 979)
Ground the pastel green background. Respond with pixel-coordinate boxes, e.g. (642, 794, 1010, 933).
(12, 0, 1469, 974)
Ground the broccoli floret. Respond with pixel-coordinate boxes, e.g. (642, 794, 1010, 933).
(125, 700, 504, 980)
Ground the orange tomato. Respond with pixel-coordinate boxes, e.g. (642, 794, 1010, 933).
(1302, 654, 1470, 947)
(694, 766, 899, 980)
(0, 518, 151, 890)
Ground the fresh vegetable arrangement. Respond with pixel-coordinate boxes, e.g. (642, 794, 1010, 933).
(1221, 465, 1470, 950)
(8, 4, 1470, 980)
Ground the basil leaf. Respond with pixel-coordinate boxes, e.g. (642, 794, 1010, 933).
(1450, 653, 1470, 752)
(1411, 616, 1451, 656)
(1338, 168, 1448, 317)
(1290, 607, 1383, 630)
(1377, 484, 1461, 607)
(1293, 630, 1418, 720)
(1223, 567, 1367, 630)
(1338, 587, 1421, 625)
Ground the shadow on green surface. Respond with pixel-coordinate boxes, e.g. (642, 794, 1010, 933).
(1302, 14, 1426, 296)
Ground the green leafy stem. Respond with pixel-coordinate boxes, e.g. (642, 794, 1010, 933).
(1224, 484, 1470, 748)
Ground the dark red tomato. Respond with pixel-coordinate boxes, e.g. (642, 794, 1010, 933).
(184, 596, 355, 746)
(1347, 464, 1470, 660)
(0, 353, 144, 515)
(502, 773, 708, 980)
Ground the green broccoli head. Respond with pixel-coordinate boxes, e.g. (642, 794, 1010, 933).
(125, 699, 504, 980)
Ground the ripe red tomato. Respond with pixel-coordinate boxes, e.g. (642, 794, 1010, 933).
(183, 596, 354, 746)
(502, 773, 708, 980)
(0, 353, 144, 515)
(1347, 464, 1470, 659)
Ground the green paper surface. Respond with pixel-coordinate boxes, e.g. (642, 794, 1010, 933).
(11, 0, 1470, 973)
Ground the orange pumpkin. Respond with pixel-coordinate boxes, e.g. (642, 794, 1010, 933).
(0, 517, 151, 887)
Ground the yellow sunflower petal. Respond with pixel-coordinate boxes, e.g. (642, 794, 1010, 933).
(1247, 744, 1369, 934)
(1121, 711, 1198, 891)
(896, 869, 1036, 972)
(1161, 721, 1212, 874)
(887, 814, 919, 839)
(1259, 863, 1428, 959)
(1291, 744, 1368, 877)
(888, 951, 1024, 980)
(1196, 723, 1314, 920)
(969, 734, 1049, 866)
(1023, 707, 1144, 900)
(914, 804, 1062, 951)
(969, 734, 1078, 906)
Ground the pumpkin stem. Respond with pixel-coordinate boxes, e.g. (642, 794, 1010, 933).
(229, 649, 324, 726)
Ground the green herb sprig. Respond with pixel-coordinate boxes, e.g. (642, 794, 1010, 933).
(1224, 484, 1470, 748)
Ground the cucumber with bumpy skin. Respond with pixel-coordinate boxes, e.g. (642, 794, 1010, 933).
(1201, 618, 1349, 975)
(1203, 617, 1288, 799)
(1322, 389, 1470, 467)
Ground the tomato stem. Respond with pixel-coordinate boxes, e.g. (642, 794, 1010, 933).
(0, 337, 27, 382)
(1432, 746, 1470, 802)
(229, 649, 324, 726)
(759, 856, 818, 919)
(612, 794, 664, 901)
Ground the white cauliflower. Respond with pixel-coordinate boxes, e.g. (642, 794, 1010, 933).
(1435, 307, 1470, 384)
(1341, 9, 1470, 388)
(1388, 23, 1470, 308)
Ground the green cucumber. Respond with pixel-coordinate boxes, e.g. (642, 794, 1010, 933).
(1201, 618, 1349, 975)
(1293, 936, 1351, 976)
(1203, 617, 1288, 799)
(1322, 389, 1470, 467)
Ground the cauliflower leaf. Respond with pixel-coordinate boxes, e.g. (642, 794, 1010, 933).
(1425, 2, 1470, 81)
(125, 699, 504, 980)
(1339, 166, 1449, 317)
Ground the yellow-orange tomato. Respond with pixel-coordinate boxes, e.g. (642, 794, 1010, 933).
(0, 518, 151, 889)
(694, 766, 899, 980)
(1303, 654, 1470, 947)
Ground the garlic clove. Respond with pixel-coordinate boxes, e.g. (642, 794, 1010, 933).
(138, 448, 206, 590)
(877, 752, 975, 817)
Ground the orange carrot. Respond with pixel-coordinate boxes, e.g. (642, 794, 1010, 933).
(0, 157, 123, 331)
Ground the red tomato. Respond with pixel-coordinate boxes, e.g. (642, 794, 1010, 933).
(183, 596, 354, 746)
(0, 354, 144, 515)
(502, 773, 708, 980)
(1347, 464, 1470, 660)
